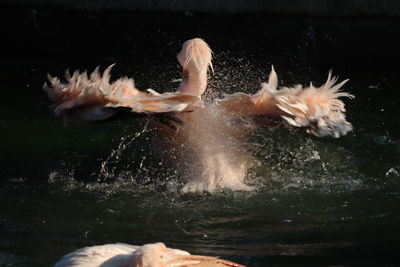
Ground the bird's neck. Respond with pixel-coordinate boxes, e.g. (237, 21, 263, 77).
(178, 69, 208, 97)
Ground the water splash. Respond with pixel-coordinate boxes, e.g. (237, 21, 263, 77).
(206, 52, 265, 100)
(41, 55, 375, 196)
(99, 121, 149, 181)
(247, 129, 365, 194)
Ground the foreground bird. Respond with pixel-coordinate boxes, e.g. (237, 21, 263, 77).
(54, 242, 246, 267)
(44, 38, 353, 192)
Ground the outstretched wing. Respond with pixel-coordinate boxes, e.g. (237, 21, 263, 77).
(217, 67, 354, 138)
(43, 65, 200, 124)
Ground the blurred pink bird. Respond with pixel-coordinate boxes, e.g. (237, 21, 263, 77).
(54, 242, 246, 267)
(44, 38, 353, 192)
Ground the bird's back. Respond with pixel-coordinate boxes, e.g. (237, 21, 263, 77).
(54, 243, 139, 267)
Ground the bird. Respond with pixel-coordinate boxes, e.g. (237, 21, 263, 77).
(43, 38, 353, 192)
(54, 242, 246, 267)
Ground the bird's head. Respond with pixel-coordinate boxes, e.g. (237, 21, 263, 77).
(177, 38, 213, 75)
(125, 242, 246, 267)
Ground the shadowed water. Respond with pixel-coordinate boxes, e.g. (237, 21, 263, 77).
(1, 6, 400, 266)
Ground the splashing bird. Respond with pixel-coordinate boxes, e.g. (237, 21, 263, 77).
(43, 38, 353, 192)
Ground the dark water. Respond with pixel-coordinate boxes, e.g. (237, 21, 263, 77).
(1, 6, 400, 266)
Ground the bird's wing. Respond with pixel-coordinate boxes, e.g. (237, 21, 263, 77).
(43, 65, 200, 124)
(217, 68, 354, 138)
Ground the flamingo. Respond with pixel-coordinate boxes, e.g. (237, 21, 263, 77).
(44, 38, 353, 192)
(54, 242, 246, 267)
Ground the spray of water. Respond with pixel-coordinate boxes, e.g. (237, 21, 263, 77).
(46, 55, 366, 197)
(99, 121, 149, 181)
